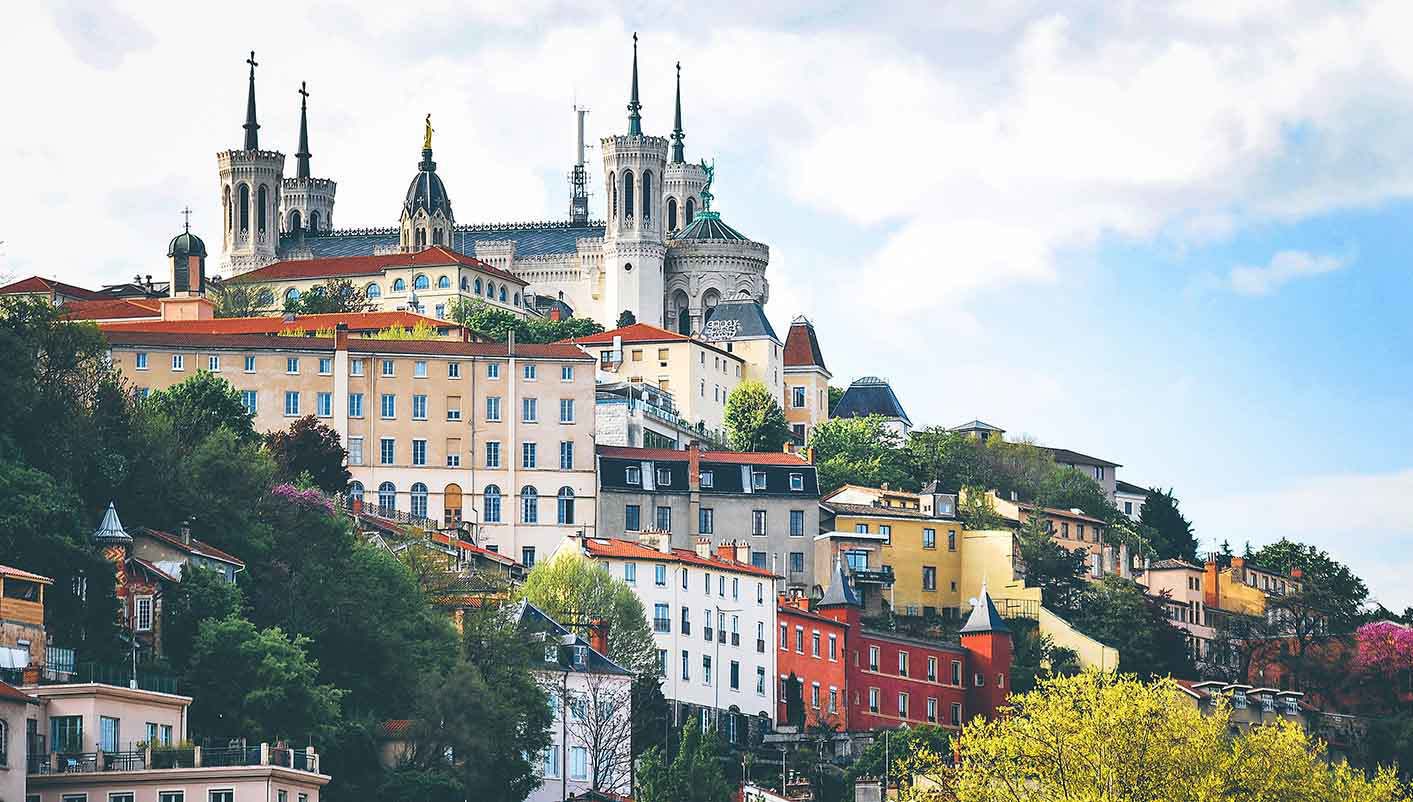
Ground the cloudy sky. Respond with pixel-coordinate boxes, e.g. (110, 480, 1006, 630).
(4, 1, 1410, 607)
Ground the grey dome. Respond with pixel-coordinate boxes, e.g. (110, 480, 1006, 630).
(403, 148, 453, 219)
(167, 230, 207, 259)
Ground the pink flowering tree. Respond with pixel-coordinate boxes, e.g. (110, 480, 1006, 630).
(1354, 621, 1413, 713)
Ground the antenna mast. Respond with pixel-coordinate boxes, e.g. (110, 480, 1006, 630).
(569, 105, 591, 225)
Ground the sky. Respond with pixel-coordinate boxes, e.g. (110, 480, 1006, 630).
(3, 1, 1410, 607)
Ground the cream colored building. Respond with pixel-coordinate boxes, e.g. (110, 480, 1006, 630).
(574, 323, 743, 437)
(697, 300, 784, 406)
(782, 316, 830, 445)
(105, 326, 597, 566)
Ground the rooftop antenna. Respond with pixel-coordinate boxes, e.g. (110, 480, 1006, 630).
(568, 105, 591, 225)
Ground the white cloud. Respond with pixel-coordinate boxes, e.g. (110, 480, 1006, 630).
(1227, 249, 1350, 296)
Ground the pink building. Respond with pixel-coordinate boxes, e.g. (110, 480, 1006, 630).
(19, 683, 328, 802)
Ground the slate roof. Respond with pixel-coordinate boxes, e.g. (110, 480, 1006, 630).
(1043, 446, 1121, 469)
(231, 245, 525, 287)
(832, 377, 911, 426)
(951, 420, 1004, 433)
(960, 584, 1010, 635)
(783, 316, 828, 371)
(596, 445, 810, 466)
(673, 210, 750, 241)
(1115, 479, 1149, 496)
(518, 601, 633, 677)
(821, 501, 951, 521)
(92, 502, 132, 545)
(817, 560, 861, 608)
(700, 300, 778, 342)
(1148, 558, 1202, 571)
(282, 221, 606, 260)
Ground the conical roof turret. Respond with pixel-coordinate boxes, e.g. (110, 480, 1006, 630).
(92, 502, 132, 545)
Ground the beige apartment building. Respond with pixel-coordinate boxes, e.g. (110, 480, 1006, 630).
(782, 316, 830, 445)
(105, 326, 597, 566)
(574, 323, 744, 437)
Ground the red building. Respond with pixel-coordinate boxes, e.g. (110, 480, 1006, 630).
(776, 596, 850, 729)
(804, 562, 1012, 733)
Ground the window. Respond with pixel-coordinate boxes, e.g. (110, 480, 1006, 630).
(790, 509, 804, 536)
(486, 396, 502, 421)
(135, 352, 148, 369)
(923, 528, 936, 549)
(134, 596, 153, 631)
(381, 359, 395, 377)
(99, 715, 120, 752)
(623, 562, 637, 584)
(951, 659, 962, 685)
(855, 523, 870, 534)
(345, 437, 363, 466)
(792, 386, 806, 407)
(923, 566, 937, 591)
(487, 362, 500, 379)
(412, 439, 427, 466)
(380, 437, 395, 465)
(484, 485, 502, 522)
(700, 470, 714, 488)
(868, 646, 880, 671)
(446, 396, 461, 420)
(522, 397, 538, 422)
(948, 529, 957, 551)
(412, 360, 427, 378)
(656, 505, 672, 531)
(381, 393, 396, 418)
(557, 487, 575, 524)
(112, 793, 135, 802)
(975, 673, 985, 687)
(484, 440, 501, 468)
(558, 398, 575, 423)
(285, 356, 299, 374)
(348, 392, 364, 418)
(898, 692, 909, 718)
(561, 365, 574, 382)
(240, 390, 257, 415)
(702, 655, 712, 685)
(655, 467, 672, 486)
(283, 390, 300, 416)
(243, 354, 256, 372)
(880, 524, 892, 543)
(410, 483, 428, 517)
(790, 472, 804, 491)
(868, 687, 880, 713)
(319, 357, 332, 375)
(521, 486, 539, 523)
(625, 465, 641, 484)
(1124, 501, 1133, 515)
(412, 394, 428, 419)
(752, 510, 767, 535)
(61, 797, 88, 802)
(522, 442, 537, 468)
(828, 633, 838, 660)
(413, 274, 430, 291)
(757, 666, 767, 695)
(160, 724, 172, 746)
(950, 702, 962, 726)
(681, 650, 690, 681)
(51, 715, 82, 753)
(350, 358, 364, 376)
(208, 355, 221, 371)
(541, 747, 560, 778)
(317, 391, 332, 417)
(927, 655, 938, 682)
(699, 507, 714, 534)
(654, 603, 670, 632)
(569, 746, 588, 780)
(655, 563, 667, 586)
(730, 660, 740, 690)
(812, 631, 821, 657)
(752, 471, 767, 490)
(445, 361, 461, 379)
(168, 353, 185, 371)
(927, 697, 938, 723)
(524, 364, 537, 380)
(559, 440, 574, 469)
(625, 504, 641, 531)
(810, 682, 820, 708)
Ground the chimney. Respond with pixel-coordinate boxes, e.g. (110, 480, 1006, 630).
(716, 541, 736, 563)
(588, 618, 609, 656)
(1204, 557, 1220, 610)
(179, 519, 193, 546)
(694, 536, 712, 559)
(334, 322, 349, 351)
(736, 541, 751, 565)
(1290, 566, 1303, 580)
(550, 306, 563, 322)
(687, 443, 701, 489)
(1231, 556, 1245, 576)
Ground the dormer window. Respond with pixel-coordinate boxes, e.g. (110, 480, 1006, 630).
(752, 471, 767, 490)
(656, 467, 672, 486)
(701, 470, 714, 489)
(789, 473, 804, 491)
(626, 466, 641, 485)
(572, 645, 588, 666)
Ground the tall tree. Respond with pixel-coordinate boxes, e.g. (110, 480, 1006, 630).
(904, 427, 985, 491)
(637, 715, 732, 802)
(723, 380, 791, 453)
(523, 549, 657, 675)
(1036, 468, 1113, 522)
(144, 371, 258, 448)
(1069, 576, 1196, 679)
(285, 277, 375, 315)
(809, 414, 911, 493)
(616, 310, 637, 327)
(564, 670, 635, 793)
(1016, 512, 1088, 613)
(162, 565, 244, 673)
(265, 415, 350, 492)
(1252, 538, 1369, 629)
(1138, 487, 1198, 561)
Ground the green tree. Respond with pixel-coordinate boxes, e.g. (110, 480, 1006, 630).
(186, 615, 344, 743)
(1252, 538, 1369, 629)
(827, 385, 845, 414)
(1037, 468, 1113, 522)
(265, 415, 350, 493)
(616, 310, 637, 327)
(144, 371, 258, 448)
(724, 380, 791, 453)
(1070, 576, 1196, 679)
(211, 282, 274, 317)
(1138, 487, 1198, 561)
(523, 549, 657, 675)
(905, 427, 986, 491)
(638, 715, 732, 802)
(809, 414, 911, 493)
(447, 298, 605, 344)
(376, 766, 466, 802)
(1016, 512, 1088, 613)
(285, 277, 374, 315)
(162, 565, 244, 673)
(845, 724, 950, 788)
(958, 487, 1006, 530)
(1008, 618, 1081, 694)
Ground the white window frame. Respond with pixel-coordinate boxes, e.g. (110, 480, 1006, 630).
(134, 596, 154, 632)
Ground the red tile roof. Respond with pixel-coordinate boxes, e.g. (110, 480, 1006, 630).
(136, 528, 245, 568)
(347, 339, 592, 360)
(0, 276, 100, 299)
(0, 680, 37, 704)
(572, 322, 692, 346)
(101, 329, 594, 361)
(378, 719, 413, 738)
(98, 310, 451, 335)
(580, 537, 780, 579)
(0, 563, 53, 584)
(229, 246, 527, 287)
(783, 316, 828, 371)
(63, 298, 162, 321)
(597, 445, 810, 466)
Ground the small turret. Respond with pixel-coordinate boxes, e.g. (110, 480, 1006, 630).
(960, 580, 1014, 722)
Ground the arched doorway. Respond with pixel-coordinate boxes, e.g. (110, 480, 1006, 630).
(444, 483, 463, 526)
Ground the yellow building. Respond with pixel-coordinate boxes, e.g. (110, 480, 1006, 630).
(782, 315, 831, 445)
(697, 299, 785, 408)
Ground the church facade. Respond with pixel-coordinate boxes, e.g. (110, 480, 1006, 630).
(216, 40, 770, 333)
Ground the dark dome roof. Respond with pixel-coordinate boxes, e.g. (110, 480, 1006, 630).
(167, 230, 207, 258)
(403, 148, 453, 219)
(673, 210, 748, 242)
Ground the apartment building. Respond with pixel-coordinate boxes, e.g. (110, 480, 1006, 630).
(696, 300, 784, 405)
(1140, 559, 1217, 666)
(105, 326, 597, 563)
(573, 323, 744, 436)
(595, 446, 820, 589)
(1042, 447, 1121, 500)
(1115, 479, 1148, 521)
(781, 316, 830, 445)
(562, 535, 778, 744)
(775, 597, 849, 730)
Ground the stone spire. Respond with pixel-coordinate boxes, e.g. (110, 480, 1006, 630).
(243, 51, 260, 151)
(627, 33, 643, 136)
(670, 61, 685, 163)
(295, 81, 311, 179)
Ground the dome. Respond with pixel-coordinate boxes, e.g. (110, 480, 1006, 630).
(403, 148, 453, 219)
(672, 210, 747, 242)
(167, 229, 207, 258)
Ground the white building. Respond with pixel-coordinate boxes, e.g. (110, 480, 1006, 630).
(559, 534, 779, 745)
(1115, 479, 1148, 521)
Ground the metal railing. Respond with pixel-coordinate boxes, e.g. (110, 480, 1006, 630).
(47, 645, 76, 674)
(73, 661, 179, 694)
(30, 744, 320, 776)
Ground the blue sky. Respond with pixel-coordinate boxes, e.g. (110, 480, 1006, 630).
(2, 1, 1410, 606)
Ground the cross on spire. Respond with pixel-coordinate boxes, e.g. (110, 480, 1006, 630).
(181, 206, 192, 232)
(296, 80, 312, 179)
(243, 50, 261, 150)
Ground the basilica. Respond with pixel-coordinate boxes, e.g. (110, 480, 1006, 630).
(217, 39, 770, 333)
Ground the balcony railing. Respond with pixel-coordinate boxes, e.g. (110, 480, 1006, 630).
(730, 632, 739, 646)
(757, 638, 767, 653)
(704, 627, 714, 642)
(71, 662, 179, 694)
(30, 744, 319, 776)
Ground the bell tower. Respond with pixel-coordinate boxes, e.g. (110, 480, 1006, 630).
(663, 62, 707, 235)
(600, 33, 668, 329)
(280, 81, 337, 236)
(217, 51, 286, 275)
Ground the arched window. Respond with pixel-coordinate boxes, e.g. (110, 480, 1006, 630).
(609, 171, 616, 219)
(224, 185, 232, 229)
(378, 481, 396, 511)
(289, 210, 302, 232)
(257, 185, 269, 233)
(484, 485, 502, 523)
(309, 210, 321, 233)
(685, 197, 696, 224)
(521, 486, 539, 524)
(238, 184, 250, 231)
(487, 282, 496, 300)
(702, 289, 720, 322)
(460, 276, 469, 291)
(416, 229, 427, 248)
(642, 170, 653, 220)
(414, 274, 430, 290)
(257, 288, 275, 307)
(433, 228, 443, 245)
(348, 481, 364, 501)
(513, 292, 521, 306)
(437, 275, 450, 289)
(285, 288, 301, 303)
(410, 483, 428, 518)
(474, 278, 483, 294)
(444, 483, 463, 525)
(668, 197, 678, 231)
(623, 171, 635, 218)
(393, 278, 407, 292)
(366, 283, 381, 299)
(557, 487, 575, 524)
(499, 286, 507, 303)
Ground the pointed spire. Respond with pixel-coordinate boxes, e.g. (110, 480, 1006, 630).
(243, 51, 260, 151)
(818, 556, 861, 608)
(627, 33, 643, 136)
(92, 501, 132, 545)
(670, 61, 685, 163)
(960, 578, 1011, 635)
(296, 81, 311, 179)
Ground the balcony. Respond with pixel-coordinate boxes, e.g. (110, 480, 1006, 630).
(653, 618, 670, 633)
(704, 627, 714, 642)
(731, 633, 740, 647)
(29, 743, 320, 777)
(757, 638, 767, 653)
(851, 567, 894, 586)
